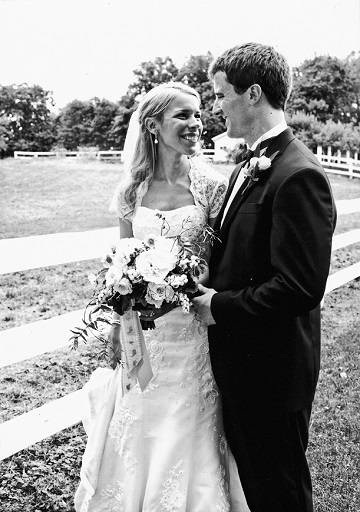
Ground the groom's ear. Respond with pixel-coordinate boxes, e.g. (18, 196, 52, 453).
(248, 84, 262, 105)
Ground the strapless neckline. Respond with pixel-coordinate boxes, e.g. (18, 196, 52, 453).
(137, 205, 197, 214)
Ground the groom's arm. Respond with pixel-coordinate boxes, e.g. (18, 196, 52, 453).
(210, 166, 335, 324)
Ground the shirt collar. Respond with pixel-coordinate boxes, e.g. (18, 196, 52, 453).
(250, 120, 288, 151)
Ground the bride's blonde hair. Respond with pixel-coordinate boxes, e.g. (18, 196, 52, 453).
(124, 82, 200, 211)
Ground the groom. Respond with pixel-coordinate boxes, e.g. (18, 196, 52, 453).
(193, 43, 336, 511)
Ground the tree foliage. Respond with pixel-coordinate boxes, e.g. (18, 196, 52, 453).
(2, 52, 360, 156)
(127, 56, 179, 99)
(288, 55, 359, 124)
(286, 111, 322, 151)
(313, 120, 360, 152)
(56, 97, 119, 150)
(0, 84, 56, 156)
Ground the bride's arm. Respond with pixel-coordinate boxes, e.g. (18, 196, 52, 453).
(119, 217, 134, 238)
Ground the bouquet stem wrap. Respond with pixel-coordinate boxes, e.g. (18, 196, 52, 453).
(121, 309, 153, 392)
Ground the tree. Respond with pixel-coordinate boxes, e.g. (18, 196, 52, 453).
(0, 115, 10, 155)
(90, 98, 119, 150)
(313, 120, 360, 152)
(108, 95, 136, 150)
(288, 56, 358, 124)
(346, 51, 360, 125)
(127, 56, 179, 100)
(286, 111, 322, 151)
(0, 83, 56, 156)
(176, 53, 226, 147)
(56, 99, 94, 150)
(56, 97, 118, 150)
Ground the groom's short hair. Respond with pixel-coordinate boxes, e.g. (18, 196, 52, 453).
(208, 42, 292, 111)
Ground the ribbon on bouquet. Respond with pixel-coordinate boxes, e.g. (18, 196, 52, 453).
(120, 309, 153, 392)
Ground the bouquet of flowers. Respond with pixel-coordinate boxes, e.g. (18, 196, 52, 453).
(70, 214, 215, 356)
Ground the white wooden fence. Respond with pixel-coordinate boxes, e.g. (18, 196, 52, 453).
(316, 147, 360, 179)
(0, 205, 360, 461)
(14, 150, 124, 161)
(201, 146, 360, 179)
(12, 147, 360, 178)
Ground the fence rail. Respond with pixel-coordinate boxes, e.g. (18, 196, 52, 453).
(1, 200, 360, 461)
(12, 147, 360, 179)
(316, 147, 360, 179)
(14, 150, 124, 161)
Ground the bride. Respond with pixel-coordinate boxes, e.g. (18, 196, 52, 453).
(74, 82, 250, 511)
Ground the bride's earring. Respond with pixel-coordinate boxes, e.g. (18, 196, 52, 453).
(154, 132, 158, 144)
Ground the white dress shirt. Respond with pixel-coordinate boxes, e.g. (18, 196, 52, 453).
(220, 121, 288, 226)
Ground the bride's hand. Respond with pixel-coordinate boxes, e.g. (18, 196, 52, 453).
(107, 324, 122, 369)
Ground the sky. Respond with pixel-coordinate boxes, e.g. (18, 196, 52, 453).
(0, 0, 359, 111)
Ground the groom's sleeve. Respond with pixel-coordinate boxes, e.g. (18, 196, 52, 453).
(210, 166, 335, 323)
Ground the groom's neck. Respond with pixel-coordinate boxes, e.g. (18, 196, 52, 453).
(246, 108, 285, 147)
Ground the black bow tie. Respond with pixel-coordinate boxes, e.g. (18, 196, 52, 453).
(234, 137, 275, 165)
(234, 148, 254, 165)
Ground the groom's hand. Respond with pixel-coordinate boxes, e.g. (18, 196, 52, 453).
(192, 284, 217, 327)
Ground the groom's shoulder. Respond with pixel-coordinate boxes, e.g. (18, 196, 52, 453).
(277, 137, 325, 176)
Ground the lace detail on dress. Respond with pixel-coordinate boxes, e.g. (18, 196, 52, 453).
(109, 401, 139, 472)
(188, 158, 228, 219)
(160, 460, 186, 511)
(98, 481, 125, 511)
(110, 158, 228, 222)
(141, 328, 166, 393)
(216, 466, 231, 512)
(180, 316, 219, 408)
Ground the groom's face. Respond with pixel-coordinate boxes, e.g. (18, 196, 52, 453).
(212, 71, 251, 140)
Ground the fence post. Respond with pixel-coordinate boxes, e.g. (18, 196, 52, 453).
(346, 151, 352, 179)
(355, 151, 358, 162)
(316, 146, 322, 161)
(349, 158, 354, 180)
(336, 150, 341, 163)
(327, 147, 332, 158)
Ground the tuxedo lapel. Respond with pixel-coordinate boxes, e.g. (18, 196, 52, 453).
(217, 127, 295, 238)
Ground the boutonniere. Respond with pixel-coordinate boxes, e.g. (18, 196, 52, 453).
(242, 151, 279, 194)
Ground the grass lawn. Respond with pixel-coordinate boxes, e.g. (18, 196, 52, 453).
(0, 157, 359, 511)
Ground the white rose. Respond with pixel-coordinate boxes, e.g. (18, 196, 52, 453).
(105, 265, 124, 288)
(145, 282, 167, 308)
(257, 155, 272, 170)
(115, 277, 133, 295)
(136, 242, 178, 283)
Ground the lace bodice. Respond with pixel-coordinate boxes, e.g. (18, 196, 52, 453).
(110, 157, 228, 222)
(132, 205, 208, 244)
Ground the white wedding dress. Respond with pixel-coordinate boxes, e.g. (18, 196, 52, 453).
(74, 160, 250, 512)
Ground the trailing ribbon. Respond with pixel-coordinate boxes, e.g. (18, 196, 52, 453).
(120, 309, 153, 393)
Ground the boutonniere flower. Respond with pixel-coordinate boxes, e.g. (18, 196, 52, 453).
(242, 151, 279, 194)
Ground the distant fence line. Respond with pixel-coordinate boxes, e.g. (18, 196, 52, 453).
(14, 150, 124, 162)
(12, 146, 360, 179)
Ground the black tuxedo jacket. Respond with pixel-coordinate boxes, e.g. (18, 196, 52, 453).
(208, 128, 336, 413)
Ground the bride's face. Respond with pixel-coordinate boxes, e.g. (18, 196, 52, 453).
(156, 92, 203, 156)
